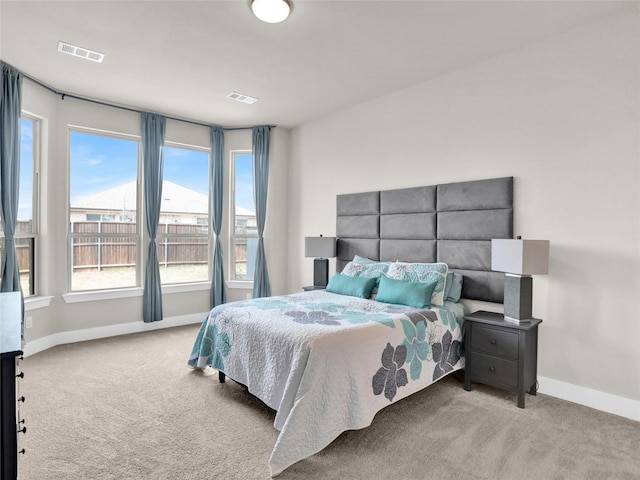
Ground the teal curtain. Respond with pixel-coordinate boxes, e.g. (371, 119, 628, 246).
(252, 126, 271, 298)
(141, 113, 166, 322)
(0, 62, 23, 295)
(210, 127, 226, 307)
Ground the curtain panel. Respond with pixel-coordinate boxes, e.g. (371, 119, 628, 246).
(0, 62, 23, 294)
(252, 126, 271, 298)
(141, 113, 166, 322)
(210, 127, 226, 307)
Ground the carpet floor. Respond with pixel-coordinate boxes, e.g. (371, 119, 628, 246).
(17, 324, 640, 480)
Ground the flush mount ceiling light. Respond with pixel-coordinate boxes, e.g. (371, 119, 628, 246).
(251, 0, 291, 23)
(57, 41, 104, 63)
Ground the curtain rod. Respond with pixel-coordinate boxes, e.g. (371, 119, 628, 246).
(15, 65, 274, 132)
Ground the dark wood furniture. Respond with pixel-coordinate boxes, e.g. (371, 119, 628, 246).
(302, 286, 325, 292)
(1, 292, 24, 480)
(463, 310, 541, 408)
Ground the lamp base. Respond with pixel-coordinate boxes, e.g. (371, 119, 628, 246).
(504, 274, 533, 323)
(313, 258, 329, 288)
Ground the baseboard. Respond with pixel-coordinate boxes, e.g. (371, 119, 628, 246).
(22, 312, 207, 357)
(538, 376, 640, 422)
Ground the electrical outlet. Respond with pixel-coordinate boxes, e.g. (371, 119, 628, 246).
(25, 316, 33, 329)
(245, 293, 252, 299)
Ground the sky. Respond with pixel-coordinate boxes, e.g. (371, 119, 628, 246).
(68, 130, 255, 213)
(12, 128, 255, 225)
(18, 118, 34, 222)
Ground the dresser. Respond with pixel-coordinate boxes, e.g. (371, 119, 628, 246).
(0, 292, 24, 480)
(463, 310, 541, 408)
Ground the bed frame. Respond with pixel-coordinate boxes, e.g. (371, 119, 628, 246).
(336, 177, 514, 303)
(218, 177, 513, 385)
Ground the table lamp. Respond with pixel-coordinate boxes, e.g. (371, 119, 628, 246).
(304, 235, 336, 287)
(491, 238, 549, 323)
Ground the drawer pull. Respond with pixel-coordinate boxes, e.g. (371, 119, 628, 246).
(19, 449, 26, 455)
(18, 426, 26, 434)
(489, 366, 496, 372)
(490, 339, 497, 345)
(16, 371, 24, 378)
(18, 395, 25, 403)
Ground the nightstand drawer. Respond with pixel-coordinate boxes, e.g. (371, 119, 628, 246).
(469, 352, 517, 387)
(471, 325, 518, 359)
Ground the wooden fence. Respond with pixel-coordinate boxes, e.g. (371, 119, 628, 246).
(70, 222, 210, 271)
(3, 221, 247, 275)
(0, 222, 34, 274)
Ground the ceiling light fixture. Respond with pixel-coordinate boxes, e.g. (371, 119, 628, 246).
(251, 0, 291, 23)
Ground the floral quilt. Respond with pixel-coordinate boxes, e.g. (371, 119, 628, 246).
(188, 290, 465, 477)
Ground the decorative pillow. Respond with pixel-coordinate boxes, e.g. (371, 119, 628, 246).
(326, 273, 377, 299)
(375, 275, 437, 309)
(341, 261, 390, 285)
(444, 272, 454, 301)
(385, 262, 448, 306)
(446, 273, 464, 303)
(353, 254, 376, 265)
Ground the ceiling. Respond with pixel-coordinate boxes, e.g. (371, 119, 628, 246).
(0, 1, 632, 129)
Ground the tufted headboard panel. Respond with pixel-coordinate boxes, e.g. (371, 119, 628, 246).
(336, 177, 513, 303)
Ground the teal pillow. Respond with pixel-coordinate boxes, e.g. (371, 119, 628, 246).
(444, 272, 454, 300)
(385, 262, 448, 306)
(446, 273, 463, 302)
(375, 275, 437, 309)
(326, 273, 377, 299)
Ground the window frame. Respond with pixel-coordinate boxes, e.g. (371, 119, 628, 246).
(2, 112, 42, 297)
(157, 141, 212, 286)
(67, 126, 142, 293)
(229, 150, 257, 285)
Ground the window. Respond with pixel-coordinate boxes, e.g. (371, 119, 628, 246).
(0, 115, 39, 296)
(158, 145, 210, 285)
(69, 130, 140, 291)
(230, 151, 257, 281)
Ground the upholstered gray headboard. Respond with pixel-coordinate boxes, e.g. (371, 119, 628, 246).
(336, 177, 513, 303)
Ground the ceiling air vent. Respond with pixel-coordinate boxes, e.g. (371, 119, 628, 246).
(226, 92, 258, 104)
(57, 41, 104, 63)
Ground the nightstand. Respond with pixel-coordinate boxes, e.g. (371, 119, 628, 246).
(302, 285, 325, 292)
(463, 310, 541, 408)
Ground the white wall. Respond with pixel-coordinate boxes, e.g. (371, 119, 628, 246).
(18, 4, 638, 416)
(21, 85, 290, 343)
(288, 8, 640, 404)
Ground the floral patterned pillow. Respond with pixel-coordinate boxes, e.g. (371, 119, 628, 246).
(352, 254, 377, 265)
(385, 262, 449, 306)
(341, 261, 390, 285)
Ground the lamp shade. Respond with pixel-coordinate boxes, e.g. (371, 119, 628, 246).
(491, 239, 549, 275)
(305, 236, 336, 258)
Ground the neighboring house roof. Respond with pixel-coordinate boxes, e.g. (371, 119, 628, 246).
(71, 180, 255, 216)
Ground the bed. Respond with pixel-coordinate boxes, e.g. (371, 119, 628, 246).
(188, 177, 513, 476)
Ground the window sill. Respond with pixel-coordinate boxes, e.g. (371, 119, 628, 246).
(226, 280, 253, 289)
(63, 288, 144, 304)
(62, 282, 212, 303)
(24, 296, 53, 311)
(162, 282, 210, 294)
